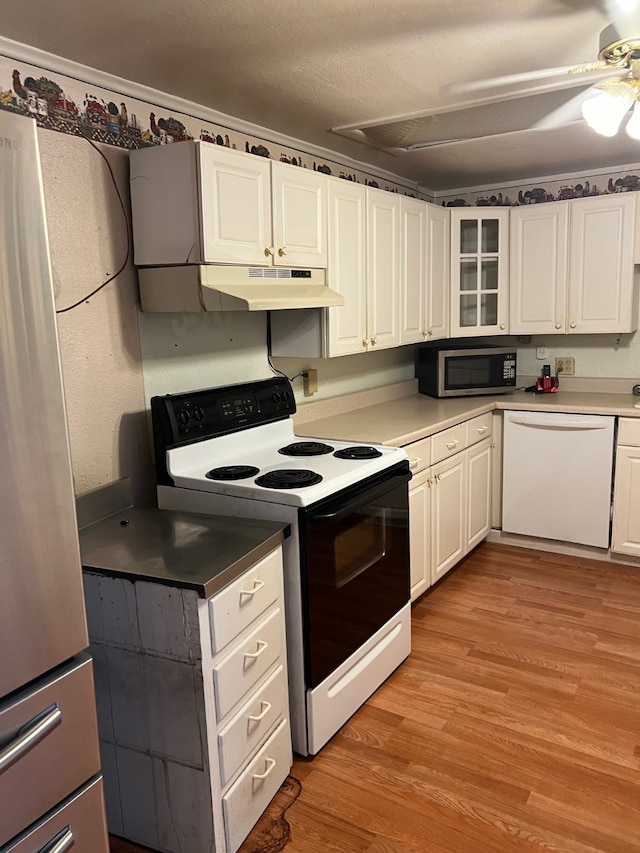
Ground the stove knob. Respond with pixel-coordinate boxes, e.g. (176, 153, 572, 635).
(281, 389, 292, 403)
(177, 408, 191, 426)
(192, 406, 205, 423)
(272, 391, 282, 404)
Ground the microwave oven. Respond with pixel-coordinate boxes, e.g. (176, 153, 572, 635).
(416, 345, 517, 398)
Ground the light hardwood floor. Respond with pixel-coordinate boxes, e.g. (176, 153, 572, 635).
(111, 542, 640, 853)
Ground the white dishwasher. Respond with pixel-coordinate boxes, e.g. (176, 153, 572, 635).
(502, 410, 615, 548)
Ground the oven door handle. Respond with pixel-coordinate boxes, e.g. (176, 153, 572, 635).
(308, 470, 411, 524)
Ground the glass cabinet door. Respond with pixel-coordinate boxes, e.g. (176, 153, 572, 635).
(451, 210, 509, 336)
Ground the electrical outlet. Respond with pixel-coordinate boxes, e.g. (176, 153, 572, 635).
(536, 347, 548, 359)
(555, 357, 575, 376)
(302, 368, 318, 397)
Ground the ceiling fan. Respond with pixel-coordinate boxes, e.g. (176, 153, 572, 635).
(332, 7, 640, 153)
(446, 14, 640, 140)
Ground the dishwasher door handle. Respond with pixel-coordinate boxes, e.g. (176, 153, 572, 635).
(508, 416, 609, 430)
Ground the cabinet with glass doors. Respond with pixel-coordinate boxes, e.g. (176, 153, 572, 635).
(449, 209, 510, 336)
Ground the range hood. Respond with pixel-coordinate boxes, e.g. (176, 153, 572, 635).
(138, 265, 345, 312)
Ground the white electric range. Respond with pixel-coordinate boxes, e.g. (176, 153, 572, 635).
(152, 376, 412, 755)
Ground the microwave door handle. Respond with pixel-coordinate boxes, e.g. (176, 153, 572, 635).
(308, 470, 411, 524)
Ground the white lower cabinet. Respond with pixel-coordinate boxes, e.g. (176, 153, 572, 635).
(612, 418, 640, 557)
(406, 417, 493, 600)
(84, 545, 292, 853)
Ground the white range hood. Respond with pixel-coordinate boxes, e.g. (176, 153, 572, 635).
(138, 265, 345, 312)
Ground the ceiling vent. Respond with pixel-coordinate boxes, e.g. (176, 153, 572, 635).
(333, 82, 594, 151)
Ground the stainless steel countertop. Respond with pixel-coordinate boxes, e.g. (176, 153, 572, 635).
(79, 507, 289, 598)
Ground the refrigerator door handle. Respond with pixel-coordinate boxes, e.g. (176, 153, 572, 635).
(0, 704, 62, 774)
(38, 827, 75, 853)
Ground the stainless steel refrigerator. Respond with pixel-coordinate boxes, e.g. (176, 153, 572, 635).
(0, 110, 108, 851)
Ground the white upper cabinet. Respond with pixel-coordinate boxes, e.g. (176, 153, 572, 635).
(324, 178, 368, 356)
(399, 197, 427, 345)
(270, 161, 328, 268)
(425, 204, 450, 341)
(367, 187, 400, 350)
(509, 203, 569, 335)
(400, 200, 450, 345)
(510, 194, 639, 335)
(129, 141, 327, 268)
(568, 194, 639, 334)
(450, 209, 510, 337)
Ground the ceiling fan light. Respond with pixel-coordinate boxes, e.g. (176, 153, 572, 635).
(582, 85, 635, 136)
(626, 101, 640, 139)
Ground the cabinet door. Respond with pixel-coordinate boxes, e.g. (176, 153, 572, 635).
(409, 468, 431, 601)
(367, 188, 400, 349)
(611, 445, 640, 557)
(271, 161, 327, 268)
(325, 178, 368, 356)
(466, 437, 493, 551)
(425, 203, 450, 340)
(568, 194, 639, 334)
(510, 203, 569, 335)
(400, 197, 427, 345)
(450, 209, 509, 337)
(198, 145, 272, 265)
(431, 453, 466, 584)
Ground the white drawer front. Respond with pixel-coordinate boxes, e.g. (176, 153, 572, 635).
(618, 417, 640, 446)
(223, 718, 292, 853)
(218, 665, 288, 787)
(431, 422, 466, 464)
(209, 549, 282, 654)
(214, 607, 285, 720)
(466, 412, 493, 447)
(405, 435, 431, 474)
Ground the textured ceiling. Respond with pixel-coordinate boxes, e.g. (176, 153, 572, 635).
(3, 0, 640, 191)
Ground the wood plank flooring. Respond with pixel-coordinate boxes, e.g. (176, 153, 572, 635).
(110, 542, 640, 853)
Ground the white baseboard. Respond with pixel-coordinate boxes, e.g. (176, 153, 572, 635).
(487, 528, 640, 569)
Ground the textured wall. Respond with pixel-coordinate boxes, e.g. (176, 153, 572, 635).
(38, 130, 154, 504)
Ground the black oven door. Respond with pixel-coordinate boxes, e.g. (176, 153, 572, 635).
(299, 461, 411, 689)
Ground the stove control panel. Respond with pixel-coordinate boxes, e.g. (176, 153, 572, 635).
(151, 377, 297, 446)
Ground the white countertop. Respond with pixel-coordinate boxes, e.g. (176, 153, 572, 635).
(295, 390, 640, 447)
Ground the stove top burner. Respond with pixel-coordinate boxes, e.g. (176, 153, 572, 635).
(334, 446, 383, 460)
(255, 469, 323, 489)
(206, 465, 260, 481)
(278, 441, 334, 457)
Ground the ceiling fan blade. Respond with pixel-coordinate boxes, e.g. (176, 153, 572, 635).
(442, 64, 616, 98)
(531, 87, 599, 130)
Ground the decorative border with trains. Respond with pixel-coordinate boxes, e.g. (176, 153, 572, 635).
(2, 60, 640, 206)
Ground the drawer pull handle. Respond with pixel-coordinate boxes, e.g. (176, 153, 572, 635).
(409, 458, 420, 469)
(244, 640, 268, 664)
(445, 440, 459, 449)
(476, 426, 488, 434)
(240, 579, 265, 599)
(0, 704, 62, 774)
(38, 827, 74, 853)
(247, 700, 272, 723)
(252, 757, 276, 782)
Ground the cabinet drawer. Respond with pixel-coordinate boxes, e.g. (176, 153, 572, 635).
(223, 718, 292, 853)
(466, 412, 493, 447)
(209, 549, 282, 654)
(431, 423, 466, 464)
(5, 776, 108, 852)
(618, 417, 640, 446)
(214, 607, 285, 720)
(0, 655, 101, 846)
(405, 436, 431, 474)
(218, 665, 288, 787)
